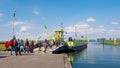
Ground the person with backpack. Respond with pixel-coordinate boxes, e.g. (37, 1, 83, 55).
(11, 37, 20, 56)
(10, 36, 16, 55)
(20, 39, 24, 52)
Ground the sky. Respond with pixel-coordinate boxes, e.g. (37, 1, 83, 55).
(0, 0, 120, 40)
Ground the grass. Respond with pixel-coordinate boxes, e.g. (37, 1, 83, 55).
(0, 41, 6, 51)
(101, 41, 120, 45)
(0, 43, 6, 51)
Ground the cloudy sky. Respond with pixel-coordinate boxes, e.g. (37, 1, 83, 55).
(0, 0, 120, 40)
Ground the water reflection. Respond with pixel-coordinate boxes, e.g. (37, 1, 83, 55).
(70, 42, 120, 68)
(67, 48, 87, 65)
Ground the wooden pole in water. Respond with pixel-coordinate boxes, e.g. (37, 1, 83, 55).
(102, 38, 105, 45)
(75, 26, 77, 40)
(114, 38, 116, 46)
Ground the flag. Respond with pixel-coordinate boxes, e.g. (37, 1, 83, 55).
(44, 24, 47, 30)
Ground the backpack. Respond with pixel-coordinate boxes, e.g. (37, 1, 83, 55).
(13, 40, 17, 46)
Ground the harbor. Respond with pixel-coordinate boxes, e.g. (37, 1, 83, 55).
(1, 0, 120, 68)
(0, 23, 87, 68)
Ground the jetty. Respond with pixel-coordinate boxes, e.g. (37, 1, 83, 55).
(0, 51, 72, 68)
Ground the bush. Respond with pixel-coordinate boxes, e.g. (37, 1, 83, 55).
(0, 41, 5, 44)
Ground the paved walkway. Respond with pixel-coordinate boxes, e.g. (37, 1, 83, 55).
(0, 52, 72, 68)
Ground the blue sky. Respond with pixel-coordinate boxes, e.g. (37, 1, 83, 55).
(0, 0, 120, 40)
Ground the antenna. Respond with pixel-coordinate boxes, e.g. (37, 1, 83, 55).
(61, 22, 64, 40)
(75, 26, 77, 37)
(61, 22, 63, 30)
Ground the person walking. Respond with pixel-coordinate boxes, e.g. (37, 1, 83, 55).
(37, 40, 42, 51)
(29, 40, 34, 53)
(16, 39, 21, 55)
(13, 38, 18, 56)
(20, 39, 24, 52)
(24, 39, 29, 53)
(44, 39, 50, 53)
(10, 36, 16, 55)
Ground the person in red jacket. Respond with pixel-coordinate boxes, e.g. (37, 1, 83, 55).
(4, 40, 11, 50)
(10, 35, 19, 56)
(28, 40, 34, 53)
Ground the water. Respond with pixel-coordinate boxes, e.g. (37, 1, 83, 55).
(69, 42, 120, 68)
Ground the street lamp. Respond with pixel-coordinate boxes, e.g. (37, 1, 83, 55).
(13, 9, 16, 37)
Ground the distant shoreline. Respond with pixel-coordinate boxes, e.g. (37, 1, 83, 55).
(100, 41, 120, 45)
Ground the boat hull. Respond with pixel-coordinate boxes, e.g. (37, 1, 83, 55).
(52, 44, 87, 54)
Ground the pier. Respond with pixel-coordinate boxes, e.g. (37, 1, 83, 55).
(0, 52, 72, 68)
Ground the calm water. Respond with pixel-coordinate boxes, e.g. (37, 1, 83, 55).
(68, 42, 120, 68)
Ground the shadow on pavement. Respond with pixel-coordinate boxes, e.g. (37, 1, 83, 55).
(0, 56, 8, 58)
(21, 53, 34, 56)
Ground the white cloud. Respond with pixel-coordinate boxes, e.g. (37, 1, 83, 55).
(6, 20, 33, 32)
(16, 32, 38, 40)
(111, 21, 119, 25)
(16, 31, 44, 40)
(75, 24, 90, 29)
(64, 23, 107, 40)
(0, 12, 4, 17)
(86, 17, 96, 22)
(41, 17, 45, 20)
(107, 29, 120, 38)
(26, 35, 39, 40)
(65, 23, 106, 36)
(33, 10, 40, 15)
(16, 32, 30, 39)
(6, 21, 32, 27)
(19, 26, 31, 32)
(13, 21, 25, 26)
(2, 20, 45, 40)
(8, 21, 26, 27)
(97, 28, 106, 34)
(99, 25, 104, 28)
(108, 29, 120, 34)
(65, 23, 92, 34)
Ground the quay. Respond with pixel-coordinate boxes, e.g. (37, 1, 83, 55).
(0, 52, 72, 68)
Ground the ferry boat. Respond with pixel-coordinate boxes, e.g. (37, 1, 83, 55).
(52, 29, 87, 54)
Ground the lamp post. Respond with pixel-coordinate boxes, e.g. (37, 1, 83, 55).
(13, 9, 16, 37)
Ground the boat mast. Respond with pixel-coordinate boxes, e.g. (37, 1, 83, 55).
(61, 22, 64, 38)
(61, 22, 63, 31)
(75, 26, 77, 40)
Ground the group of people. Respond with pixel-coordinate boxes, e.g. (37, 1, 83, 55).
(5, 36, 35, 56)
(5, 36, 63, 56)
(4, 36, 64, 56)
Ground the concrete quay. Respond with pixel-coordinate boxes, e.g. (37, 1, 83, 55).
(0, 52, 72, 68)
